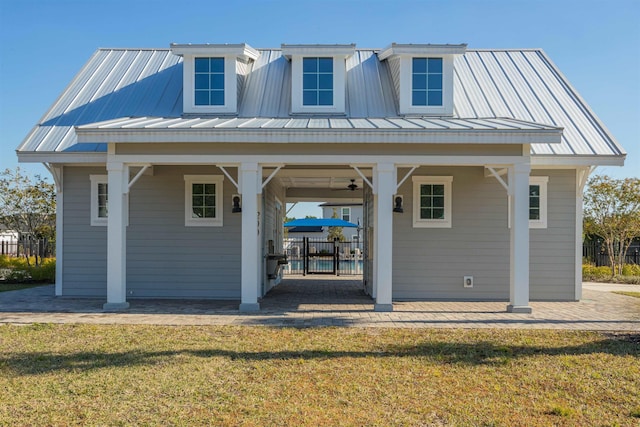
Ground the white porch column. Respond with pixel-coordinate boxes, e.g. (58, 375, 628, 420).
(373, 162, 395, 312)
(239, 162, 260, 312)
(45, 165, 64, 296)
(507, 162, 532, 313)
(574, 167, 591, 301)
(104, 162, 129, 311)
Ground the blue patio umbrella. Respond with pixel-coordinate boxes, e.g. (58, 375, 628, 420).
(283, 218, 359, 228)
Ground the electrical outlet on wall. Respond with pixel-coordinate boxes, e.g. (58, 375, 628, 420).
(464, 276, 473, 288)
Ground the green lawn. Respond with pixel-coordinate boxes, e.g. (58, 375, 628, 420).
(614, 291, 640, 299)
(0, 282, 49, 292)
(1, 325, 638, 426)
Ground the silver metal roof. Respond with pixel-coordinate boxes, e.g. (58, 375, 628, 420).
(17, 47, 625, 160)
(77, 116, 559, 131)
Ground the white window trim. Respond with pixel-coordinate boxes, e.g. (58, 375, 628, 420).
(528, 176, 548, 229)
(290, 55, 346, 114)
(412, 176, 453, 228)
(508, 176, 549, 229)
(341, 207, 351, 222)
(90, 175, 108, 226)
(400, 55, 454, 116)
(184, 175, 224, 227)
(182, 55, 238, 114)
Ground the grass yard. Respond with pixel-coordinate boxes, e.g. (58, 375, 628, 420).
(0, 325, 638, 426)
(0, 283, 49, 292)
(613, 291, 640, 299)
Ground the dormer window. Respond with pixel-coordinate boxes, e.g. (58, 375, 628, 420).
(282, 44, 355, 114)
(194, 57, 225, 106)
(170, 43, 259, 114)
(303, 57, 333, 106)
(412, 58, 443, 106)
(378, 43, 466, 116)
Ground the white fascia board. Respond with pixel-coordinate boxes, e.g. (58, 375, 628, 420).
(75, 128, 562, 145)
(93, 154, 530, 167)
(170, 43, 260, 61)
(281, 44, 356, 59)
(17, 152, 107, 164)
(531, 155, 626, 167)
(378, 43, 467, 61)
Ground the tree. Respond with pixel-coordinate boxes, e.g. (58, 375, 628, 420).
(583, 175, 640, 276)
(0, 168, 56, 266)
(327, 208, 345, 242)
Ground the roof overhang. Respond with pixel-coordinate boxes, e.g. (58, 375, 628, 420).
(170, 43, 260, 62)
(281, 44, 356, 59)
(75, 127, 562, 145)
(74, 116, 563, 145)
(378, 43, 467, 60)
(16, 152, 625, 168)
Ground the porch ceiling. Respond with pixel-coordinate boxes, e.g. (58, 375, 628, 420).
(273, 167, 368, 202)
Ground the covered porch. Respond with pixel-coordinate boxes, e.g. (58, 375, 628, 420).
(92, 154, 536, 314)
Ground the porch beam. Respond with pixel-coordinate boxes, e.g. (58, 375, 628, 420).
(239, 162, 261, 312)
(104, 162, 130, 311)
(507, 162, 532, 313)
(100, 154, 530, 167)
(373, 162, 395, 311)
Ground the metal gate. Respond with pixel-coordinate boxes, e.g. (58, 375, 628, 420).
(284, 237, 363, 276)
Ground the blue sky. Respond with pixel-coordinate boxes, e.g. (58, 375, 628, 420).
(1, 0, 638, 218)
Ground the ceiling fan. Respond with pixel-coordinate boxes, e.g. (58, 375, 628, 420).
(332, 179, 360, 191)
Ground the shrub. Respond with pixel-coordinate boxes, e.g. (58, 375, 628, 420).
(0, 257, 55, 283)
(621, 264, 640, 277)
(582, 265, 612, 280)
(28, 259, 56, 282)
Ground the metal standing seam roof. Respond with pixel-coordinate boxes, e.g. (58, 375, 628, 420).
(17, 47, 625, 160)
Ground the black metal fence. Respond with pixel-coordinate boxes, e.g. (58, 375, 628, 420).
(583, 241, 640, 266)
(0, 236, 54, 258)
(284, 237, 364, 276)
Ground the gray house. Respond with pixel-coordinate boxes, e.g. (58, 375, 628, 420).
(17, 42, 625, 312)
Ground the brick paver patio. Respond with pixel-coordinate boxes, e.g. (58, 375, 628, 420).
(1, 276, 638, 330)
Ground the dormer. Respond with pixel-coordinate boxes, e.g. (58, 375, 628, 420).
(281, 44, 355, 115)
(378, 43, 467, 116)
(170, 43, 259, 115)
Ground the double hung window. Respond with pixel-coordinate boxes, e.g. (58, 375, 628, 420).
(90, 175, 108, 226)
(341, 207, 351, 222)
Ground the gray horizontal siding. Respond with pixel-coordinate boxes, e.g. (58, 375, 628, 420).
(392, 167, 576, 301)
(61, 165, 242, 299)
(530, 169, 576, 300)
(62, 167, 108, 296)
(393, 166, 510, 300)
(126, 165, 241, 299)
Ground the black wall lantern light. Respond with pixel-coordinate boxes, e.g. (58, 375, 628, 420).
(393, 195, 404, 213)
(231, 194, 242, 213)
